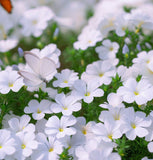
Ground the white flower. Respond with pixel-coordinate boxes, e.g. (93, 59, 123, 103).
(24, 99, 52, 120)
(115, 14, 130, 37)
(148, 142, 153, 153)
(72, 79, 104, 103)
(32, 133, 63, 160)
(121, 107, 152, 140)
(92, 119, 122, 142)
(74, 29, 103, 50)
(95, 39, 119, 60)
(51, 93, 81, 116)
(0, 129, 16, 159)
(130, 10, 153, 33)
(14, 132, 38, 160)
(117, 65, 139, 82)
(0, 39, 18, 52)
(20, 6, 54, 37)
(117, 78, 153, 105)
(45, 115, 76, 139)
(0, 68, 24, 94)
(74, 117, 96, 140)
(53, 69, 79, 88)
(8, 115, 35, 134)
(81, 60, 116, 86)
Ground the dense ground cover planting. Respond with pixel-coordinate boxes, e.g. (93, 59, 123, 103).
(1, 0, 153, 159)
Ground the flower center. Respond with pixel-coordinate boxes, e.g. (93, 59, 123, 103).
(63, 80, 68, 83)
(49, 147, 54, 152)
(99, 73, 104, 77)
(82, 128, 87, 135)
(108, 134, 113, 140)
(109, 47, 114, 51)
(9, 83, 14, 87)
(59, 128, 64, 132)
(62, 106, 68, 110)
(131, 123, 136, 129)
(21, 144, 26, 149)
(134, 91, 139, 95)
(85, 92, 90, 96)
(37, 109, 41, 114)
(0, 146, 2, 149)
(32, 20, 38, 25)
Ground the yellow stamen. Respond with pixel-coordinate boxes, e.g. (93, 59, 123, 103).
(0, 146, 2, 149)
(59, 128, 64, 132)
(63, 80, 68, 83)
(114, 114, 120, 120)
(131, 123, 136, 129)
(146, 60, 150, 64)
(68, 145, 71, 149)
(99, 73, 104, 77)
(109, 47, 114, 51)
(49, 147, 54, 152)
(134, 91, 139, 95)
(82, 129, 87, 135)
(62, 106, 68, 110)
(32, 20, 38, 25)
(108, 134, 113, 140)
(85, 92, 90, 96)
(88, 40, 92, 44)
(21, 144, 26, 149)
(148, 68, 153, 74)
(37, 109, 41, 114)
(9, 83, 13, 87)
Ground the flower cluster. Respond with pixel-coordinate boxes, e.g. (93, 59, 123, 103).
(1, 0, 153, 160)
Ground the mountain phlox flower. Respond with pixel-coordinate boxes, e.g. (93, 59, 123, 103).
(121, 107, 152, 140)
(89, 151, 121, 160)
(53, 69, 79, 88)
(72, 79, 104, 103)
(42, 87, 57, 99)
(24, 99, 52, 120)
(99, 92, 124, 109)
(31, 133, 63, 160)
(145, 111, 153, 142)
(0, 67, 24, 94)
(130, 9, 153, 33)
(20, 6, 54, 37)
(75, 139, 98, 160)
(45, 115, 76, 138)
(92, 119, 122, 142)
(0, 129, 16, 159)
(8, 115, 35, 134)
(133, 50, 153, 84)
(99, 107, 127, 128)
(117, 65, 139, 82)
(114, 13, 131, 37)
(148, 141, 153, 153)
(51, 93, 81, 116)
(13, 132, 38, 160)
(73, 29, 103, 50)
(81, 60, 116, 86)
(0, 39, 18, 53)
(74, 117, 96, 140)
(97, 15, 116, 36)
(60, 134, 85, 157)
(35, 118, 47, 134)
(117, 78, 153, 105)
(95, 39, 119, 61)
